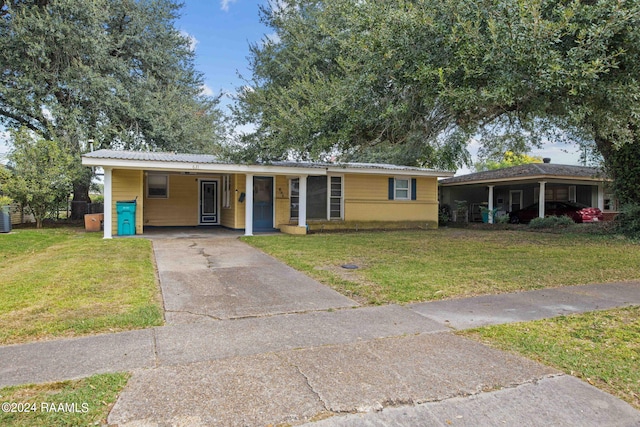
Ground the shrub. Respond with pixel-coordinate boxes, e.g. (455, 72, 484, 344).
(496, 214, 511, 224)
(528, 216, 574, 229)
(438, 204, 451, 224)
(615, 203, 640, 239)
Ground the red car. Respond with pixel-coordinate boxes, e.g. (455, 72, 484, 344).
(509, 201, 604, 224)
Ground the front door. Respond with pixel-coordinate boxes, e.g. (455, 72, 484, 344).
(200, 180, 219, 225)
(509, 190, 523, 212)
(253, 176, 273, 230)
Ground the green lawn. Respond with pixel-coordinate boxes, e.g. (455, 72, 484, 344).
(463, 306, 640, 410)
(243, 229, 640, 304)
(0, 373, 129, 426)
(0, 228, 163, 344)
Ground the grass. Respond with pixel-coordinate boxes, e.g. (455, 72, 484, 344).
(0, 228, 163, 344)
(462, 306, 640, 410)
(243, 229, 640, 304)
(0, 373, 129, 426)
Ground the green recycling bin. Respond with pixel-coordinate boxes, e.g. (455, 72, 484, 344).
(116, 200, 136, 236)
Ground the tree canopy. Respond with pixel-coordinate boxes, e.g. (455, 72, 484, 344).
(1, 0, 226, 216)
(2, 128, 74, 228)
(474, 151, 543, 172)
(236, 0, 640, 203)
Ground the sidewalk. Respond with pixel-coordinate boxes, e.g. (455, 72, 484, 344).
(2, 282, 638, 426)
(1, 234, 639, 426)
(409, 281, 640, 329)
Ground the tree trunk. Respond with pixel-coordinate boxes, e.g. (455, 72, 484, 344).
(595, 136, 640, 206)
(70, 180, 91, 220)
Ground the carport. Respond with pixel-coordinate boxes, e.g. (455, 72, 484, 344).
(439, 161, 616, 223)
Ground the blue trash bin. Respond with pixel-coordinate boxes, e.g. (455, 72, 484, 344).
(116, 200, 136, 236)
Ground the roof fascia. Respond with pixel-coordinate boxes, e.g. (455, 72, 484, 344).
(81, 157, 327, 176)
(327, 166, 454, 177)
(439, 174, 608, 186)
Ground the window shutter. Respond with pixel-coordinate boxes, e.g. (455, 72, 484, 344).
(388, 178, 394, 200)
(411, 178, 417, 200)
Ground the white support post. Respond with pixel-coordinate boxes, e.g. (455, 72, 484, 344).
(244, 174, 253, 236)
(487, 185, 495, 224)
(103, 167, 113, 239)
(538, 181, 546, 218)
(298, 175, 307, 230)
(597, 183, 605, 211)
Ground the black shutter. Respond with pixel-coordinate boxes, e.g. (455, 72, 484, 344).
(411, 178, 417, 200)
(388, 178, 394, 200)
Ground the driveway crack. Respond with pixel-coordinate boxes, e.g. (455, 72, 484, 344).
(151, 328, 160, 368)
(164, 309, 222, 321)
(284, 357, 330, 413)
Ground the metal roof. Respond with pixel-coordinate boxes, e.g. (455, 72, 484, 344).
(82, 150, 224, 164)
(271, 160, 448, 173)
(439, 163, 606, 185)
(82, 149, 453, 176)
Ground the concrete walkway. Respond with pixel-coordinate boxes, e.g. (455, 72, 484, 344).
(0, 236, 639, 426)
(153, 237, 357, 323)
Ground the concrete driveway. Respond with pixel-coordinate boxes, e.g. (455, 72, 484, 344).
(152, 236, 358, 323)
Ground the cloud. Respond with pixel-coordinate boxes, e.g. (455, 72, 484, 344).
(200, 84, 214, 96)
(220, 0, 237, 11)
(180, 30, 198, 52)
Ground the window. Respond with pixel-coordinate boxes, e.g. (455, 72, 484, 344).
(388, 177, 416, 200)
(394, 178, 410, 200)
(222, 175, 231, 208)
(307, 176, 328, 219)
(541, 185, 575, 202)
(604, 192, 618, 211)
(290, 178, 299, 219)
(147, 174, 168, 198)
(290, 176, 343, 220)
(329, 176, 343, 219)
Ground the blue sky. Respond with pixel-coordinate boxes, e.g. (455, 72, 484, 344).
(177, 1, 270, 108)
(1, 0, 583, 170)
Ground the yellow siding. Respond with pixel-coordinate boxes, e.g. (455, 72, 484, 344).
(417, 176, 438, 200)
(274, 175, 290, 228)
(234, 174, 246, 229)
(112, 169, 144, 235)
(219, 174, 252, 229)
(144, 175, 201, 226)
(345, 175, 389, 201)
(344, 174, 439, 223)
(219, 174, 235, 228)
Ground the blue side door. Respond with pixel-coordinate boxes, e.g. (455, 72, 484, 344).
(253, 176, 273, 230)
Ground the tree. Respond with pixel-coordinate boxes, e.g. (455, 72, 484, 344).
(474, 151, 542, 172)
(234, 0, 467, 168)
(1, 0, 226, 218)
(236, 0, 640, 205)
(3, 129, 74, 228)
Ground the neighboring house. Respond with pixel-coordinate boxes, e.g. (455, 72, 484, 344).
(81, 150, 453, 238)
(439, 160, 618, 223)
